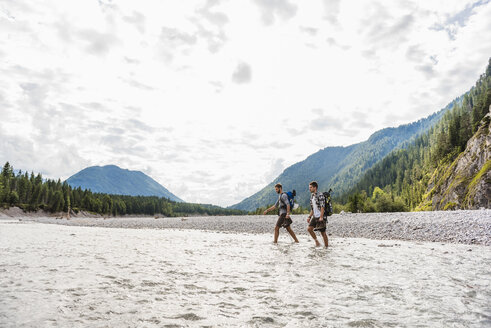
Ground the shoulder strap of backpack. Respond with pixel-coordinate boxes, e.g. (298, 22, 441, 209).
(311, 192, 319, 208)
(280, 192, 287, 206)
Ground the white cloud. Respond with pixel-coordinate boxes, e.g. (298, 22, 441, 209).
(0, 0, 490, 207)
(196, 0, 229, 29)
(123, 11, 146, 33)
(77, 29, 122, 55)
(232, 61, 252, 84)
(322, 0, 341, 25)
(253, 0, 298, 25)
(264, 158, 286, 183)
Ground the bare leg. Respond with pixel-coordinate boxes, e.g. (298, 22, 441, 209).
(274, 226, 280, 243)
(307, 226, 321, 246)
(320, 231, 329, 248)
(285, 226, 299, 243)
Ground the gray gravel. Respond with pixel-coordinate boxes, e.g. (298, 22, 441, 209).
(7, 209, 491, 246)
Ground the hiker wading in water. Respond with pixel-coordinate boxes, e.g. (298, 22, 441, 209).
(263, 183, 299, 244)
(307, 181, 329, 247)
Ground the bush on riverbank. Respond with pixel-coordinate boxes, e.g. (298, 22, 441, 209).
(347, 188, 408, 213)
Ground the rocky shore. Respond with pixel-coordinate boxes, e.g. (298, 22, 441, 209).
(2, 208, 490, 246)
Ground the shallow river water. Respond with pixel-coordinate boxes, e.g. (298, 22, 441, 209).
(0, 220, 490, 327)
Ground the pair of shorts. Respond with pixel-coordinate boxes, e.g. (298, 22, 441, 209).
(276, 213, 292, 228)
(309, 217, 327, 232)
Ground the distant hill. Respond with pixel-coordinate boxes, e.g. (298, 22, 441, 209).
(230, 100, 458, 211)
(66, 165, 183, 202)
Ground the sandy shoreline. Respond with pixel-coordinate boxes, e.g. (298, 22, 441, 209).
(2, 207, 490, 246)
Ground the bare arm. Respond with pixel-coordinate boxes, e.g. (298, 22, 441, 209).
(263, 204, 276, 215)
(307, 209, 313, 223)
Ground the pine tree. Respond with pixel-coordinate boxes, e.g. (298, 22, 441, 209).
(9, 191, 19, 205)
(1, 162, 12, 180)
(50, 191, 64, 212)
(0, 179, 4, 203)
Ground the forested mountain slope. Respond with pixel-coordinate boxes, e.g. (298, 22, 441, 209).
(231, 100, 454, 211)
(421, 111, 490, 210)
(345, 58, 491, 211)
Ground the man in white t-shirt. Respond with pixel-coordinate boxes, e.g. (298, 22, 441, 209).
(307, 181, 328, 247)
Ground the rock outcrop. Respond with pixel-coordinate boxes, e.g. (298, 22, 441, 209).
(422, 109, 490, 210)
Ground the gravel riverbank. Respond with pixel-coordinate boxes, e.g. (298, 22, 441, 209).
(3, 209, 490, 246)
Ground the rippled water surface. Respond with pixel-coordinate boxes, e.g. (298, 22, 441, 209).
(1, 220, 490, 327)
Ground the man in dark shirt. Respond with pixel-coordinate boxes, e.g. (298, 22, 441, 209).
(263, 183, 299, 244)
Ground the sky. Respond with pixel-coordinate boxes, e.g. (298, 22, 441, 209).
(0, 0, 490, 207)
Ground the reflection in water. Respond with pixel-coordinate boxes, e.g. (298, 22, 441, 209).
(0, 221, 490, 327)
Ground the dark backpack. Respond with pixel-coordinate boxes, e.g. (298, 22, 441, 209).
(322, 189, 333, 218)
(282, 190, 296, 211)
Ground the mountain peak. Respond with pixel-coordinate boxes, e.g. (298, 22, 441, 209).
(66, 165, 183, 202)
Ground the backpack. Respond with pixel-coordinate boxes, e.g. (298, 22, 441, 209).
(282, 190, 296, 211)
(322, 189, 333, 218)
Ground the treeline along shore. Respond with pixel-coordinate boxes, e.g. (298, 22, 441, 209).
(0, 162, 243, 217)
